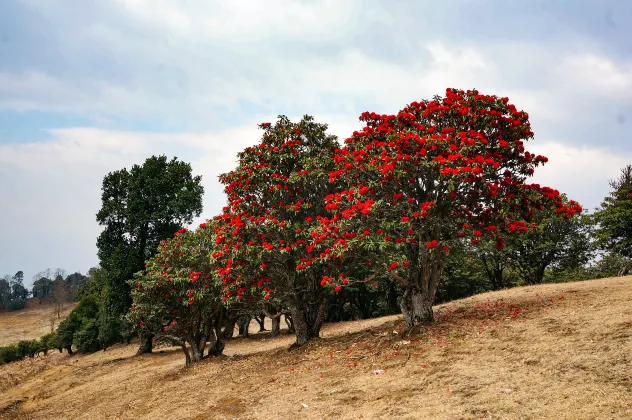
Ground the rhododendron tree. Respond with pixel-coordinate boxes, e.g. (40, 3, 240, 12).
(127, 222, 232, 365)
(318, 88, 582, 330)
(213, 115, 342, 345)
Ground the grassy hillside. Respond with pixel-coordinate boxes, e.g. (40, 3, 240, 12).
(0, 276, 630, 419)
(0, 301, 77, 347)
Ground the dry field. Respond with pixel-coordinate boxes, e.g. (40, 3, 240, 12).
(0, 301, 77, 346)
(0, 276, 630, 420)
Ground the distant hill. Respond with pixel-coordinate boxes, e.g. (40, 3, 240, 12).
(0, 301, 77, 346)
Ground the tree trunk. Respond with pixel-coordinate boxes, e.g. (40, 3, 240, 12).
(222, 318, 237, 339)
(189, 339, 204, 363)
(237, 316, 250, 338)
(618, 261, 632, 276)
(255, 314, 266, 332)
(208, 338, 225, 356)
(136, 332, 153, 355)
(494, 266, 505, 290)
(181, 343, 191, 366)
(208, 313, 225, 356)
(271, 316, 281, 337)
(400, 254, 444, 331)
(400, 287, 434, 331)
(285, 314, 295, 333)
(289, 298, 328, 346)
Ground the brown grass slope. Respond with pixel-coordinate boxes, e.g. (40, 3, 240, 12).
(0, 276, 630, 420)
(0, 302, 77, 347)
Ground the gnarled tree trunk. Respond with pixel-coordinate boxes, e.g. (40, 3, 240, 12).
(271, 317, 281, 336)
(255, 314, 266, 332)
(237, 315, 250, 338)
(289, 298, 328, 346)
(136, 332, 153, 355)
(207, 310, 226, 356)
(400, 287, 435, 329)
(400, 252, 445, 331)
(222, 317, 237, 340)
(285, 314, 295, 334)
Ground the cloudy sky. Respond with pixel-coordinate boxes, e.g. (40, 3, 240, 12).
(1, 0, 631, 288)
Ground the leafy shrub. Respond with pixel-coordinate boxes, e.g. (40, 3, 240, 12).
(73, 319, 101, 352)
(40, 332, 58, 355)
(7, 298, 26, 311)
(0, 344, 20, 364)
(56, 318, 76, 354)
(16, 339, 39, 358)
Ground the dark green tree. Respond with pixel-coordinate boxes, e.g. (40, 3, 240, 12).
(55, 294, 100, 354)
(0, 277, 10, 309)
(11, 271, 29, 300)
(32, 276, 54, 302)
(506, 201, 593, 285)
(64, 272, 90, 300)
(96, 155, 204, 353)
(593, 165, 632, 275)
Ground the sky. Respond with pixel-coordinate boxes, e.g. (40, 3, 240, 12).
(1, 0, 631, 288)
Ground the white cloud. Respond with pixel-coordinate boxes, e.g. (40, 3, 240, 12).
(115, 0, 365, 40)
(529, 142, 632, 209)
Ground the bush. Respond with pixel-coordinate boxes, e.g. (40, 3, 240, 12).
(17, 339, 39, 359)
(0, 344, 20, 364)
(56, 318, 76, 354)
(40, 332, 58, 355)
(73, 319, 101, 353)
(7, 298, 26, 311)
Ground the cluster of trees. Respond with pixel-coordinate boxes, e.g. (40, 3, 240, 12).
(4, 89, 630, 368)
(0, 269, 90, 312)
(0, 271, 29, 311)
(121, 89, 627, 365)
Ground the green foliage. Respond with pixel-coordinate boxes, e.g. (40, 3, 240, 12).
(506, 201, 592, 285)
(95, 155, 204, 351)
(56, 319, 75, 352)
(97, 283, 124, 347)
(7, 298, 26, 311)
(76, 267, 107, 301)
(437, 247, 491, 303)
(32, 277, 54, 300)
(593, 165, 632, 262)
(0, 344, 20, 365)
(64, 272, 90, 301)
(0, 331, 59, 365)
(55, 294, 100, 353)
(41, 332, 58, 353)
(73, 319, 101, 353)
(16, 339, 40, 358)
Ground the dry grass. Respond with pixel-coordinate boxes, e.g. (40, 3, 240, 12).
(1, 276, 631, 419)
(0, 302, 77, 346)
